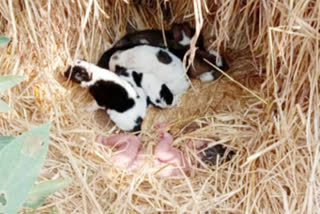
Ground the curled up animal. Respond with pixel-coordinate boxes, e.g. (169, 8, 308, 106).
(97, 23, 229, 81)
(64, 59, 147, 131)
(108, 45, 190, 106)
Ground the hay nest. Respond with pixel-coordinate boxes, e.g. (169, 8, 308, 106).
(1, 0, 319, 213)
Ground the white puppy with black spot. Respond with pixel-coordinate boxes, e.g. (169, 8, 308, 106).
(109, 45, 190, 106)
(65, 60, 147, 131)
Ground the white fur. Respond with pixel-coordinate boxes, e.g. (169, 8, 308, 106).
(179, 31, 191, 46)
(109, 45, 190, 99)
(199, 71, 215, 82)
(107, 87, 147, 131)
(208, 50, 223, 67)
(139, 39, 149, 44)
(121, 70, 177, 108)
(72, 60, 147, 131)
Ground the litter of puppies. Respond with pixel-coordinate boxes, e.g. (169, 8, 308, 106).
(96, 123, 235, 177)
(64, 23, 233, 176)
(65, 23, 229, 131)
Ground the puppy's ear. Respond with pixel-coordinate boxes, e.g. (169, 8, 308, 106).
(181, 23, 194, 38)
(170, 24, 183, 42)
(170, 23, 194, 42)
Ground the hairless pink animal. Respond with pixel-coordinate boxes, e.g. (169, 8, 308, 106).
(97, 123, 234, 177)
(96, 123, 188, 177)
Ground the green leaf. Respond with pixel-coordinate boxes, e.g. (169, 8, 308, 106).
(0, 100, 11, 113)
(0, 36, 10, 47)
(24, 178, 70, 209)
(0, 122, 51, 214)
(0, 136, 15, 151)
(0, 75, 24, 93)
(50, 209, 59, 214)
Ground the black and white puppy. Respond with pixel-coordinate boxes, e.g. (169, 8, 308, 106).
(65, 60, 147, 131)
(114, 65, 174, 108)
(97, 23, 228, 82)
(97, 23, 200, 69)
(109, 45, 190, 106)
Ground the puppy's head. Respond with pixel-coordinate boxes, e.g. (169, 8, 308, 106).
(201, 144, 235, 166)
(169, 23, 205, 49)
(170, 23, 194, 46)
(64, 60, 92, 83)
(188, 49, 229, 80)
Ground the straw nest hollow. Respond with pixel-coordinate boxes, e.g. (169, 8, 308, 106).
(0, 0, 319, 213)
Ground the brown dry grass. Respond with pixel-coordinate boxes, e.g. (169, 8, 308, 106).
(0, 0, 319, 213)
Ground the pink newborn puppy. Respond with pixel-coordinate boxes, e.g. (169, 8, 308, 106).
(153, 132, 187, 177)
(96, 131, 188, 177)
(96, 134, 143, 170)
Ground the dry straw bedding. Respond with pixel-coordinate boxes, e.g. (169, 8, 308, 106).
(0, 0, 319, 213)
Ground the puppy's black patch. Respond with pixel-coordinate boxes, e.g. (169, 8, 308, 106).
(160, 84, 173, 105)
(115, 65, 129, 77)
(132, 71, 143, 87)
(156, 50, 172, 64)
(133, 116, 143, 131)
(201, 144, 235, 166)
(168, 47, 188, 60)
(89, 80, 135, 113)
(64, 66, 91, 83)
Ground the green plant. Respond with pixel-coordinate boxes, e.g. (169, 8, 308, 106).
(0, 35, 10, 47)
(0, 123, 51, 214)
(0, 124, 70, 213)
(0, 75, 24, 112)
(0, 35, 69, 213)
(0, 35, 23, 113)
